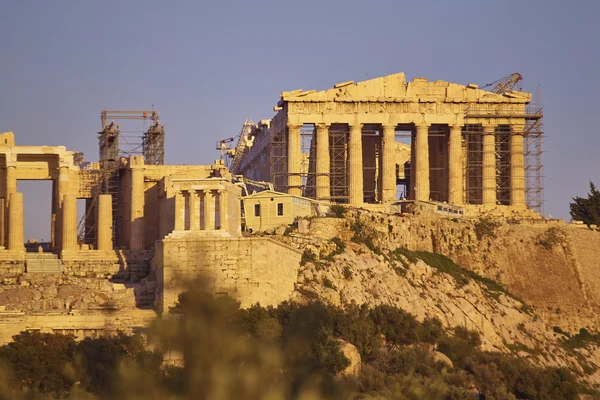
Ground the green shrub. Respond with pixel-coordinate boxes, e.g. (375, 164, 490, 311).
(329, 204, 347, 218)
(561, 327, 600, 350)
(326, 237, 347, 261)
(553, 326, 570, 337)
(350, 218, 380, 253)
(537, 226, 567, 250)
(300, 249, 318, 266)
(284, 220, 298, 236)
(323, 278, 335, 289)
(342, 266, 352, 280)
(392, 247, 515, 298)
(474, 217, 500, 240)
(392, 247, 419, 267)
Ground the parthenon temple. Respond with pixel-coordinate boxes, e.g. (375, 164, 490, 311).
(230, 72, 543, 214)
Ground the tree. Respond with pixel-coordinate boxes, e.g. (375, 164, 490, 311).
(570, 182, 600, 226)
(0, 331, 77, 396)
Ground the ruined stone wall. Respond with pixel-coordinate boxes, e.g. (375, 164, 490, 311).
(155, 234, 302, 313)
(60, 250, 151, 279)
(0, 272, 155, 344)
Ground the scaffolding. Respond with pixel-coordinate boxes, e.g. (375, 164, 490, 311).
(77, 110, 166, 245)
(464, 124, 483, 205)
(269, 127, 287, 192)
(266, 123, 350, 202)
(524, 105, 544, 214)
(142, 122, 165, 165)
(329, 124, 349, 203)
(100, 110, 163, 160)
(463, 103, 544, 213)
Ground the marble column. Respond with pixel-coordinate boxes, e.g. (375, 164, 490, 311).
(315, 123, 330, 200)
(5, 164, 16, 200)
(0, 198, 4, 248)
(5, 164, 16, 248)
(219, 189, 228, 232)
(8, 192, 23, 251)
(61, 194, 77, 251)
(203, 190, 214, 230)
(381, 123, 397, 203)
(287, 123, 302, 196)
(51, 165, 69, 250)
(97, 194, 113, 251)
(510, 125, 526, 208)
(129, 159, 145, 250)
(174, 191, 185, 231)
(189, 190, 200, 230)
(482, 125, 497, 206)
(348, 122, 364, 205)
(415, 123, 430, 202)
(448, 124, 464, 205)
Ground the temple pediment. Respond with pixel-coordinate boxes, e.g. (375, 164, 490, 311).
(280, 72, 531, 104)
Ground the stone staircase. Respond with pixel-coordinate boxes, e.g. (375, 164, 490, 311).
(25, 253, 62, 273)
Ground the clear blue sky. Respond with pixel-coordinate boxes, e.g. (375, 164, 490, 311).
(1, 0, 598, 240)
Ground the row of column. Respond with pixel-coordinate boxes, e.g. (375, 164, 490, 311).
(2, 191, 113, 252)
(287, 122, 367, 204)
(1, 163, 70, 249)
(174, 189, 229, 232)
(445, 124, 526, 207)
(61, 193, 112, 252)
(416, 123, 526, 207)
(287, 122, 526, 208)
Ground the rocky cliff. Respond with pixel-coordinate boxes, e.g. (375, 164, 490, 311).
(268, 210, 600, 385)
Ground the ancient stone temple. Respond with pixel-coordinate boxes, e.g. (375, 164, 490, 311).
(230, 72, 543, 214)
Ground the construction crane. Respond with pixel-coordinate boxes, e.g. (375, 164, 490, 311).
(232, 175, 273, 196)
(481, 73, 523, 95)
(230, 119, 256, 174)
(216, 137, 236, 167)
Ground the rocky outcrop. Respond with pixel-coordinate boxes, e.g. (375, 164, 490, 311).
(265, 212, 600, 383)
(336, 339, 361, 377)
(302, 211, 600, 334)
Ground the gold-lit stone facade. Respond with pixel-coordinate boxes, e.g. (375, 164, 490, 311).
(232, 72, 542, 213)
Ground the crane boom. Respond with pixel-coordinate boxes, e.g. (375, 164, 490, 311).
(481, 73, 523, 95)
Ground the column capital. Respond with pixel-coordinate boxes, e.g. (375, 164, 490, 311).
(511, 124, 526, 135)
(381, 123, 397, 131)
(203, 189, 212, 195)
(315, 122, 331, 129)
(449, 123, 463, 130)
(415, 122, 431, 129)
(482, 124, 497, 134)
(349, 122, 363, 130)
(286, 122, 303, 130)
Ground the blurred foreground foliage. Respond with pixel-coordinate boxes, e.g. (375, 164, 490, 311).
(0, 283, 590, 399)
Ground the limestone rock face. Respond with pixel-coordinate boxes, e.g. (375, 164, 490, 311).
(278, 213, 600, 383)
(335, 339, 361, 377)
(297, 219, 310, 234)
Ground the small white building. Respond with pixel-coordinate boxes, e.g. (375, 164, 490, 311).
(242, 190, 314, 232)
